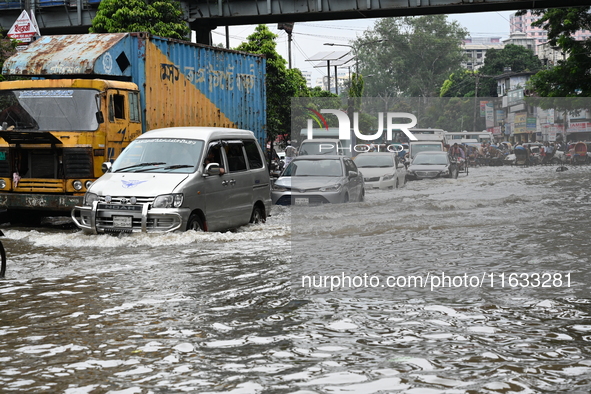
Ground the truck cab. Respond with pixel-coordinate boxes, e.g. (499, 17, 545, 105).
(0, 79, 142, 220)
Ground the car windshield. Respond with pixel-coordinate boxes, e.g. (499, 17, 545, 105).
(354, 155, 394, 168)
(412, 144, 442, 157)
(112, 138, 204, 173)
(412, 154, 448, 166)
(298, 142, 338, 155)
(283, 159, 343, 177)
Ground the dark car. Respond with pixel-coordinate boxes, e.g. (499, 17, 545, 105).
(406, 151, 458, 181)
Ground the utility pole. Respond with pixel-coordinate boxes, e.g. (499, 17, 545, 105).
(278, 23, 294, 69)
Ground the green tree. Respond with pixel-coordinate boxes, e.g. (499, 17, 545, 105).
(235, 25, 313, 149)
(478, 44, 542, 96)
(90, 0, 190, 40)
(0, 35, 18, 82)
(357, 15, 467, 105)
(440, 44, 542, 98)
(440, 69, 478, 97)
(522, 7, 591, 96)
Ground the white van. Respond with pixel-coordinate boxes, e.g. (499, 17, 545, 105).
(71, 127, 271, 233)
(408, 134, 445, 160)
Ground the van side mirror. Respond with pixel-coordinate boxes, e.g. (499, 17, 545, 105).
(348, 170, 358, 179)
(204, 163, 221, 176)
(96, 111, 105, 124)
(101, 162, 112, 173)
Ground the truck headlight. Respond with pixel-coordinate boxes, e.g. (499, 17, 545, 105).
(73, 180, 83, 191)
(84, 192, 98, 206)
(152, 193, 184, 208)
(0, 179, 6, 189)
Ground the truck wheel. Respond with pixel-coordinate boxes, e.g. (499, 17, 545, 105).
(249, 205, 265, 224)
(186, 213, 204, 231)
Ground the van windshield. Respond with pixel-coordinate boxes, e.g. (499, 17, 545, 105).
(112, 138, 204, 173)
(411, 143, 442, 158)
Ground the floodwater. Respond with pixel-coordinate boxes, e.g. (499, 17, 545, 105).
(1, 165, 591, 393)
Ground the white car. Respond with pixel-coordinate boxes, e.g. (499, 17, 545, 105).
(353, 152, 406, 189)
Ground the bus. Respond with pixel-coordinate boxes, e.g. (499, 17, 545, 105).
(444, 131, 493, 144)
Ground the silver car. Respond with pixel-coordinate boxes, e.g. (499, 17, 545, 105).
(353, 152, 406, 189)
(271, 155, 364, 205)
(406, 151, 458, 181)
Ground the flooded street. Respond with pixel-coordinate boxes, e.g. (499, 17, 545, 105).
(2, 165, 591, 393)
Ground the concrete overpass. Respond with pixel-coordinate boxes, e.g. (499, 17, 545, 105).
(1, 0, 590, 44)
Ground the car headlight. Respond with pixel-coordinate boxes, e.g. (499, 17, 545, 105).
(152, 193, 184, 208)
(273, 184, 289, 192)
(319, 184, 342, 192)
(83, 192, 98, 206)
(382, 173, 394, 180)
(407, 171, 415, 176)
(440, 170, 450, 175)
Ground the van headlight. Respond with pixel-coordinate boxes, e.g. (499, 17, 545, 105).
(83, 192, 98, 206)
(272, 184, 289, 192)
(152, 193, 184, 208)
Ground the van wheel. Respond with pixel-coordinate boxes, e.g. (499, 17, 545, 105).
(186, 214, 204, 231)
(250, 205, 265, 224)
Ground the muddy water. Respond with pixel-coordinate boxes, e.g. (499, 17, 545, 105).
(1, 165, 591, 393)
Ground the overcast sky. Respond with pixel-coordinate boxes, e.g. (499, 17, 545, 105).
(211, 11, 515, 84)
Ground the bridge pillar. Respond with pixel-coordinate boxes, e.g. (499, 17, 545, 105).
(190, 21, 217, 45)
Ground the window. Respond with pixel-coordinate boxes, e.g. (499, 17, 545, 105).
(109, 93, 125, 121)
(225, 142, 247, 172)
(243, 140, 263, 169)
(344, 158, 357, 174)
(128, 92, 140, 123)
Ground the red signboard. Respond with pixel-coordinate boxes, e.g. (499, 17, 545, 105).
(7, 10, 40, 47)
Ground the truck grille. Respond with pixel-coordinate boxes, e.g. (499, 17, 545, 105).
(63, 148, 93, 178)
(0, 149, 10, 177)
(15, 179, 64, 192)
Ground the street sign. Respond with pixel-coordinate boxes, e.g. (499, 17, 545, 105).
(7, 10, 40, 50)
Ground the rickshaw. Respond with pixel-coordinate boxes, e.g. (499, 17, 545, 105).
(570, 142, 588, 164)
(514, 146, 529, 166)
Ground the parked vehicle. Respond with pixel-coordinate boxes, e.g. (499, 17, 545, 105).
(71, 127, 271, 234)
(514, 146, 529, 166)
(406, 151, 458, 181)
(567, 142, 588, 164)
(0, 33, 266, 222)
(272, 155, 364, 205)
(353, 152, 406, 189)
